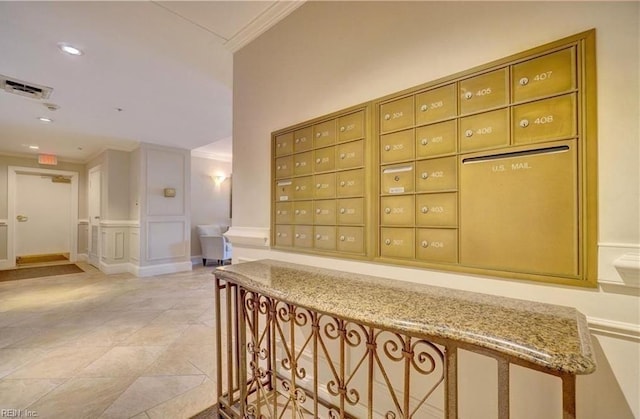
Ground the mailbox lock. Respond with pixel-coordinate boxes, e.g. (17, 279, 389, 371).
(384, 207, 391, 214)
(394, 176, 400, 181)
(277, 232, 281, 237)
(340, 208, 346, 214)
(295, 233, 301, 238)
(295, 138, 300, 144)
(295, 186, 300, 191)
(421, 240, 429, 248)
(340, 235, 346, 241)
(276, 210, 281, 215)
(316, 209, 321, 214)
(340, 181, 346, 187)
(316, 183, 322, 189)
(465, 130, 474, 138)
(277, 165, 282, 170)
(295, 162, 300, 167)
(384, 114, 391, 121)
(420, 104, 428, 112)
(421, 206, 429, 213)
(295, 210, 300, 215)
(340, 153, 346, 159)
(464, 92, 473, 100)
(421, 172, 429, 179)
(316, 132, 321, 138)
(316, 234, 321, 240)
(421, 138, 428, 146)
(277, 143, 281, 148)
(384, 145, 391, 152)
(340, 126, 346, 132)
(316, 158, 321, 163)
(519, 77, 529, 86)
(519, 119, 529, 128)
(384, 239, 392, 246)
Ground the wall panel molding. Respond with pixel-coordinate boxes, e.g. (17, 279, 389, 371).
(588, 316, 640, 342)
(598, 243, 640, 288)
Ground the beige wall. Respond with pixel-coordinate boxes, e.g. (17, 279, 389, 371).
(232, 2, 639, 418)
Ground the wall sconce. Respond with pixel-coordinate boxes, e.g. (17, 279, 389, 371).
(164, 188, 176, 198)
(213, 175, 226, 185)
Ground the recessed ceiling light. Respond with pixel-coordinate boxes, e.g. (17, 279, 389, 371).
(29, 145, 40, 150)
(58, 42, 83, 56)
(38, 117, 53, 123)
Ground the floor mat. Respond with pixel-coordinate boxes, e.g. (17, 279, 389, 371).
(0, 264, 84, 282)
(17, 253, 69, 265)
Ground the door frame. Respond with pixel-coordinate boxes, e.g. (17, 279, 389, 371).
(7, 166, 79, 269)
(87, 165, 102, 268)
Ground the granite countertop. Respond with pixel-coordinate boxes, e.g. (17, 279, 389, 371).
(214, 259, 595, 375)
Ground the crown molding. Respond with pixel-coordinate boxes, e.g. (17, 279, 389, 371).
(191, 149, 232, 162)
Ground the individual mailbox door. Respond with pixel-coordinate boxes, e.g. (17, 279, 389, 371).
(294, 151, 313, 176)
(275, 132, 294, 156)
(275, 180, 293, 202)
(275, 225, 293, 247)
(415, 192, 458, 227)
(415, 157, 457, 192)
(337, 226, 364, 254)
(459, 108, 509, 153)
(294, 225, 313, 248)
(314, 146, 336, 172)
(380, 129, 414, 164)
(293, 176, 314, 200)
(416, 120, 457, 159)
(380, 228, 414, 259)
(313, 119, 336, 148)
(275, 155, 293, 179)
(337, 169, 365, 198)
(459, 140, 578, 277)
(338, 110, 365, 142)
(294, 127, 313, 153)
(381, 164, 414, 195)
(512, 47, 576, 102)
(380, 195, 415, 226)
(380, 96, 414, 133)
(415, 83, 457, 125)
(293, 201, 313, 225)
(337, 198, 364, 225)
(337, 140, 364, 170)
(459, 68, 509, 114)
(416, 228, 458, 263)
(513, 94, 577, 144)
(314, 200, 336, 225)
(275, 202, 293, 224)
(314, 226, 336, 251)
(314, 173, 336, 199)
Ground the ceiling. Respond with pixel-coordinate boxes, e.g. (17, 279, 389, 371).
(0, 1, 303, 164)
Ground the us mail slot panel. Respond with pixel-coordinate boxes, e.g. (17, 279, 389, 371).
(314, 172, 336, 199)
(275, 132, 294, 156)
(416, 120, 457, 158)
(415, 83, 457, 125)
(275, 155, 293, 179)
(275, 225, 293, 247)
(380, 129, 415, 164)
(512, 47, 576, 103)
(416, 228, 458, 264)
(381, 195, 415, 226)
(294, 127, 313, 153)
(380, 96, 414, 133)
(314, 119, 337, 148)
(294, 151, 313, 176)
(293, 176, 314, 201)
(314, 146, 336, 172)
(381, 164, 414, 195)
(337, 139, 364, 170)
(513, 94, 577, 144)
(337, 226, 365, 254)
(275, 180, 293, 202)
(337, 168, 365, 198)
(415, 156, 457, 192)
(293, 201, 313, 225)
(459, 68, 509, 115)
(314, 226, 336, 251)
(337, 198, 365, 225)
(415, 192, 458, 227)
(314, 200, 337, 225)
(338, 110, 365, 142)
(380, 228, 414, 259)
(275, 202, 293, 224)
(459, 108, 510, 153)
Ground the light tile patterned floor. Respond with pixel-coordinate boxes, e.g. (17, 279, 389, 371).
(0, 263, 218, 419)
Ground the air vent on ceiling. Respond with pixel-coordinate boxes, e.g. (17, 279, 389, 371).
(0, 74, 53, 100)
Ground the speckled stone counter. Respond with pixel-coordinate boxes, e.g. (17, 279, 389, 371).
(215, 259, 595, 375)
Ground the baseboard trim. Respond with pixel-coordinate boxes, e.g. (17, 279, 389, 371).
(99, 261, 131, 275)
(132, 261, 193, 277)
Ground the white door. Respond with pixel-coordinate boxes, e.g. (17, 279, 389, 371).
(15, 173, 72, 258)
(88, 167, 102, 267)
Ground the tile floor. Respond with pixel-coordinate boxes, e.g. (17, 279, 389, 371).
(0, 263, 219, 419)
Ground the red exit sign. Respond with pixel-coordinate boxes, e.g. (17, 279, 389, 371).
(38, 154, 58, 165)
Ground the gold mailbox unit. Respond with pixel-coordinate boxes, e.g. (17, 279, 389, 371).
(272, 30, 597, 287)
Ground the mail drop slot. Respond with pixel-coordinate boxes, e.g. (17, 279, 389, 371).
(380, 228, 414, 259)
(314, 146, 336, 172)
(512, 47, 576, 102)
(337, 169, 364, 197)
(381, 164, 414, 195)
(338, 110, 365, 142)
(314, 172, 336, 199)
(314, 200, 336, 225)
(416, 228, 458, 264)
(381, 195, 415, 226)
(294, 225, 313, 248)
(460, 140, 578, 277)
(275, 202, 293, 224)
(313, 119, 336, 148)
(337, 226, 364, 254)
(314, 226, 336, 251)
(275, 225, 293, 247)
(275, 155, 293, 179)
(275, 132, 294, 156)
(293, 201, 313, 225)
(513, 94, 577, 144)
(294, 151, 313, 176)
(380, 96, 414, 133)
(415, 156, 457, 192)
(416, 192, 458, 227)
(337, 198, 364, 225)
(459, 108, 509, 152)
(415, 83, 457, 125)
(275, 180, 292, 202)
(293, 176, 314, 200)
(337, 140, 364, 170)
(380, 129, 415, 164)
(459, 68, 509, 114)
(294, 127, 313, 153)
(416, 120, 457, 158)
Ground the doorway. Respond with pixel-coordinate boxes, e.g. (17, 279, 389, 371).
(88, 166, 101, 268)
